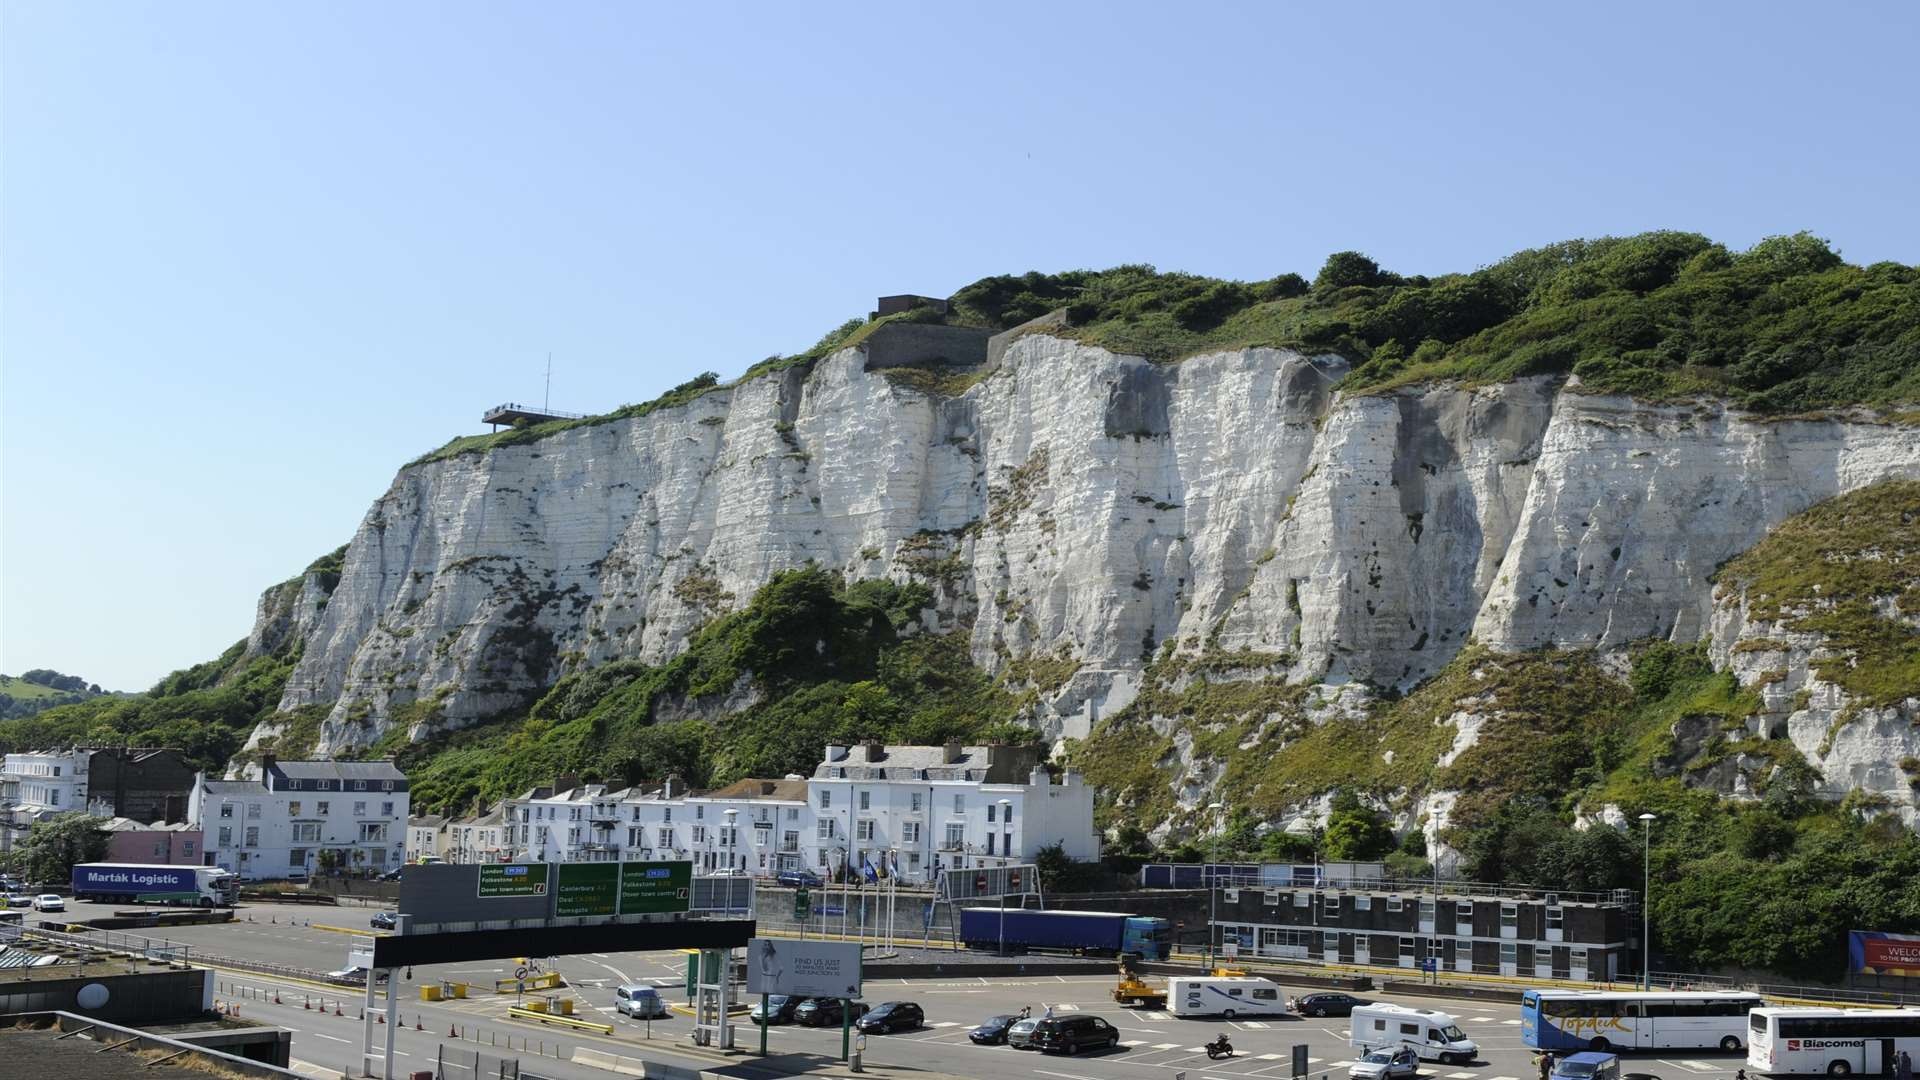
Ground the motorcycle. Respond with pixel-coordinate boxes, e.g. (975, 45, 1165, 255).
(1206, 1036, 1235, 1060)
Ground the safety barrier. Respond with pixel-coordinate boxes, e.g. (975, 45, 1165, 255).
(505, 1006, 612, 1035)
(496, 972, 563, 993)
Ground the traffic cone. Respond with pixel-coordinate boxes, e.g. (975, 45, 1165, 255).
(415, 1018, 423, 1031)
(274, 992, 283, 1005)
(448, 1024, 458, 1038)
(377, 1012, 385, 1025)
(304, 999, 312, 1010)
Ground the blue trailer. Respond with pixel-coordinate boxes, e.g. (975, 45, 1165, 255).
(959, 908, 1171, 959)
(71, 863, 239, 907)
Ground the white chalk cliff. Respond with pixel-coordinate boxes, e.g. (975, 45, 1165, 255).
(242, 334, 1920, 818)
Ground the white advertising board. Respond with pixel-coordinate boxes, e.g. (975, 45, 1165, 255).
(745, 937, 861, 999)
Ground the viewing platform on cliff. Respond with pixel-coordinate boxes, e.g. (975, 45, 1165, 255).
(481, 402, 587, 431)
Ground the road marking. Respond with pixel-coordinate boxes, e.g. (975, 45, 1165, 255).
(311, 1032, 350, 1043)
(1489, 1075, 1520, 1079)
(1469, 1016, 1494, 1022)
(1185, 1046, 1210, 1053)
(930, 1021, 962, 1027)
(1033, 1070, 1103, 1080)
(1154, 1042, 1182, 1050)
(1258, 1052, 1286, 1059)
(1124, 1040, 1148, 1046)
(1449, 1071, 1478, 1078)
(1501, 1019, 1522, 1025)
(1144, 1011, 1172, 1020)
(1053, 1003, 1080, 1012)
(1659, 1060, 1723, 1074)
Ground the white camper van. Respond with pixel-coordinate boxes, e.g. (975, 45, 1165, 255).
(1168, 976, 1289, 1018)
(1349, 1004, 1478, 1065)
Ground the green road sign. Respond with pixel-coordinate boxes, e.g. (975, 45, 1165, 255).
(477, 862, 550, 898)
(555, 862, 621, 917)
(618, 860, 693, 914)
(793, 887, 811, 921)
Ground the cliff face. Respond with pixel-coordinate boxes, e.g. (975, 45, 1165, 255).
(248, 335, 1920, 790)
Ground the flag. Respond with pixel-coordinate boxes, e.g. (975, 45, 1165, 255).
(860, 855, 879, 884)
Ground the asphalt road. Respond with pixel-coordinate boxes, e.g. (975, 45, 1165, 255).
(37, 900, 1753, 1080)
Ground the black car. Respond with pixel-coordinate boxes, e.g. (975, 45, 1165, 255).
(750, 995, 805, 1024)
(1031, 1015, 1121, 1055)
(775, 868, 823, 888)
(855, 1001, 924, 1034)
(969, 1014, 1020, 1045)
(370, 911, 397, 930)
(793, 998, 869, 1027)
(1291, 992, 1372, 1017)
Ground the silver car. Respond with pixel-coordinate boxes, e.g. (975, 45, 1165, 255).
(1007, 1017, 1041, 1049)
(1352, 1047, 1421, 1080)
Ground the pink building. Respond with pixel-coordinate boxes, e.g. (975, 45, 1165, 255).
(102, 818, 203, 865)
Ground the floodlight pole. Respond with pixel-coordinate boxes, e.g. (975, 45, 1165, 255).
(1639, 812, 1656, 991)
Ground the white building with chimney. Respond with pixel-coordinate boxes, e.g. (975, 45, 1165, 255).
(493, 741, 1098, 882)
(187, 757, 409, 879)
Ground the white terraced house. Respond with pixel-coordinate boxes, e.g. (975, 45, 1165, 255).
(187, 755, 409, 880)
(493, 741, 1099, 882)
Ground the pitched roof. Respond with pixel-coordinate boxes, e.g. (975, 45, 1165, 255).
(699, 778, 808, 802)
(273, 760, 407, 782)
(201, 779, 267, 796)
(409, 815, 448, 828)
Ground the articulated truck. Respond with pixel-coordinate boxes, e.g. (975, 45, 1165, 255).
(958, 908, 1172, 958)
(71, 863, 239, 907)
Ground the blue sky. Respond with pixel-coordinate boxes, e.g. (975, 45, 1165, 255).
(4, 2, 1917, 691)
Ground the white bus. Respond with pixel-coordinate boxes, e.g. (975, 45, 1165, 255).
(1168, 976, 1289, 1018)
(1748, 1007, 1920, 1076)
(1523, 989, 1765, 1052)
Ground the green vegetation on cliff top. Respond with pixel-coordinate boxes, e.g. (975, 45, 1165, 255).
(409, 232, 1917, 466)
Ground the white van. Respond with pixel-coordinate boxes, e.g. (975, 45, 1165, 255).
(1168, 976, 1289, 1018)
(1349, 1004, 1478, 1065)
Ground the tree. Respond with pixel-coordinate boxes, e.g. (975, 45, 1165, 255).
(10, 811, 109, 885)
(1314, 251, 1387, 292)
(1323, 807, 1394, 860)
(1034, 841, 1073, 893)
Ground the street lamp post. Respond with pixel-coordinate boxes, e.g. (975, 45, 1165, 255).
(1639, 812, 1656, 990)
(997, 800, 1012, 957)
(724, 808, 739, 912)
(1206, 801, 1225, 971)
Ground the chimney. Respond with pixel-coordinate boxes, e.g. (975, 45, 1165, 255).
(664, 774, 680, 799)
(864, 741, 886, 763)
(825, 744, 850, 763)
(760, 781, 776, 796)
(259, 752, 277, 775)
(942, 739, 963, 764)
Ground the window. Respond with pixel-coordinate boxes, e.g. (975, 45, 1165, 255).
(664, 807, 673, 822)
(696, 805, 705, 820)
(244, 826, 259, 847)
(902, 822, 920, 843)
(183, 841, 195, 855)
(859, 791, 870, 811)
(1295, 891, 1311, 908)
(354, 801, 368, 817)
(152, 843, 164, 857)
(1324, 894, 1341, 917)
(1399, 1022, 1419, 1036)
(1387, 896, 1402, 913)
(819, 790, 832, 809)
(1500, 942, 1518, 963)
(986, 803, 996, 823)
(293, 823, 321, 843)
(817, 850, 829, 868)
(786, 808, 799, 821)
(953, 793, 965, 814)
(289, 848, 307, 864)
(353, 780, 367, 791)
(1253, 988, 1279, 1001)
(657, 828, 674, 849)
(856, 820, 874, 841)
(691, 826, 707, 844)
(1353, 895, 1371, 911)
(382, 801, 394, 816)
(944, 823, 964, 848)
(1546, 907, 1563, 932)
(1003, 804, 1013, 823)
(1500, 904, 1518, 933)
(288, 801, 302, 816)
(910, 793, 922, 813)
(1400, 937, 1415, 960)
(49, 790, 59, 805)
(782, 830, 799, 852)
(220, 804, 235, 819)
(632, 806, 643, 821)
(986, 833, 996, 854)
(817, 819, 836, 839)
(218, 826, 232, 847)
(719, 826, 738, 847)
(361, 823, 387, 843)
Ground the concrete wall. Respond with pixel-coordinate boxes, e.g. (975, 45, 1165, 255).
(861, 323, 992, 370)
(0, 966, 212, 1025)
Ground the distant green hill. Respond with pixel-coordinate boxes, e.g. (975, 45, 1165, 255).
(0, 671, 111, 721)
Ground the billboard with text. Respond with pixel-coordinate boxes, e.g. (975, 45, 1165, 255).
(745, 937, 861, 999)
(1850, 930, 1920, 976)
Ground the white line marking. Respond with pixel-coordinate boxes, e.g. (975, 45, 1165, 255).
(1501, 1019, 1522, 1025)
(311, 1033, 350, 1043)
(1243, 1021, 1270, 1029)
(1123, 1040, 1148, 1046)
(1258, 1052, 1286, 1059)
(1033, 1070, 1103, 1080)
(1153, 1042, 1181, 1050)
(1469, 1016, 1494, 1022)
(1449, 1071, 1478, 1078)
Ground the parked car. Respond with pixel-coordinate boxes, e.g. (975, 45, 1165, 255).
(1031, 1014, 1121, 1055)
(615, 985, 670, 1019)
(1552, 1052, 1621, 1080)
(1292, 992, 1373, 1017)
(4, 895, 32, 908)
(707, 867, 749, 878)
(855, 1001, 924, 1034)
(369, 911, 397, 930)
(1006, 1017, 1042, 1049)
(1352, 1047, 1421, 1080)
(970, 1014, 1020, 1045)
(325, 966, 389, 987)
(750, 995, 806, 1024)
(793, 998, 868, 1027)
(32, 894, 65, 912)
(378, 868, 404, 882)
(775, 868, 823, 888)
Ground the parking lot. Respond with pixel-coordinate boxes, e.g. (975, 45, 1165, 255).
(32, 899, 1751, 1080)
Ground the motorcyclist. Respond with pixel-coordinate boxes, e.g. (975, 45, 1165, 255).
(1207, 1034, 1234, 1057)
